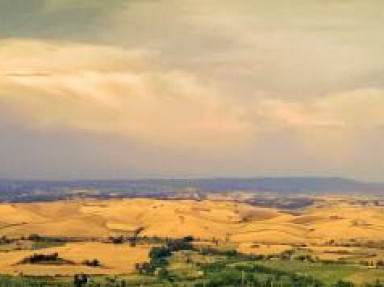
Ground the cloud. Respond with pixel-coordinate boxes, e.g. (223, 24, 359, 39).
(42, 0, 109, 12)
(1, 39, 383, 156)
(0, 39, 252, 151)
(108, 0, 384, 96)
(1, 1, 384, 179)
(253, 89, 384, 158)
(257, 89, 384, 129)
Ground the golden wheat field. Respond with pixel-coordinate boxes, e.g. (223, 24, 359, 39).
(1, 197, 384, 276)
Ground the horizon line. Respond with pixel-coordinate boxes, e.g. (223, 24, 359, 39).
(0, 176, 379, 184)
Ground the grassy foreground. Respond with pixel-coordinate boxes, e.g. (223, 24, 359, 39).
(2, 240, 384, 287)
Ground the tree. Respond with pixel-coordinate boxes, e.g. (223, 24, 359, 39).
(83, 259, 101, 267)
(157, 267, 169, 279)
(149, 246, 171, 261)
(74, 273, 88, 287)
(334, 280, 355, 287)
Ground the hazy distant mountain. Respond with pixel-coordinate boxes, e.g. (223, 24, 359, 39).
(184, 177, 384, 193)
(0, 177, 383, 202)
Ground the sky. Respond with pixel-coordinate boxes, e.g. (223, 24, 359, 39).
(0, 0, 384, 180)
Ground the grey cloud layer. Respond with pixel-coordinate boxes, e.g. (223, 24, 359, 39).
(1, 1, 384, 179)
(1, 39, 383, 151)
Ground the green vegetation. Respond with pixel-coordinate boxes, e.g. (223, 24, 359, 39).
(19, 253, 74, 265)
(0, 235, 65, 252)
(3, 237, 384, 286)
(83, 259, 101, 267)
(128, 239, 384, 287)
(27, 235, 66, 249)
(0, 276, 73, 287)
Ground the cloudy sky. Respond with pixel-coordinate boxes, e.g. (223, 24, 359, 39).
(1, 0, 384, 180)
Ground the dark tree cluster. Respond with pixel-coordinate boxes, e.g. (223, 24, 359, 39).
(20, 253, 60, 264)
(83, 259, 101, 267)
(135, 236, 195, 276)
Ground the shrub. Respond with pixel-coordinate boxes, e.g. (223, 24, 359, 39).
(21, 253, 59, 264)
(83, 259, 101, 267)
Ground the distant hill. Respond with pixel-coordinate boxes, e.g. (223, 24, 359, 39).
(0, 177, 383, 202)
(183, 177, 384, 193)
